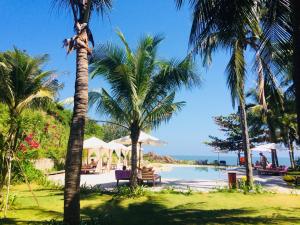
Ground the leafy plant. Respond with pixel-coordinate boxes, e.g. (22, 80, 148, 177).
(0, 193, 17, 210)
(283, 175, 296, 184)
(113, 185, 147, 199)
(214, 177, 268, 194)
(80, 183, 103, 195)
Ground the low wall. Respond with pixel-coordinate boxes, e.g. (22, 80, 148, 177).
(33, 158, 55, 171)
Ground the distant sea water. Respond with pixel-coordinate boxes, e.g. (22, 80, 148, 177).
(171, 154, 296, 166)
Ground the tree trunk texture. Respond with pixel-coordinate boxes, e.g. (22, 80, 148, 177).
(4, 155, 11, 217)
(288, 137, 295, 169)
(130, 126, 140, 188)
(237, 150, 241, 166)
(64, 41, 89, 225)
(292, 0, 300, 140)
(239, 96, 254, 188)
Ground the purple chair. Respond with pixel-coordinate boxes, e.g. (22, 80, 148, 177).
(115, 170, 131, 186)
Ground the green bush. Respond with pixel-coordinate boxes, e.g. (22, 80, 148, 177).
(283, 175, 296, 183)
(0, 193, 17, 210)
(160, 186, 194, 195)
(287, 171, 300, 176)
(113, 185, 147, 199)
(11, 160, 46, 185)
(80, 183, 103, 195)
(214, 178, 268, 194)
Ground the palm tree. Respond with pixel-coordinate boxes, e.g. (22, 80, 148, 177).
(52, 1, 112, 223)
(261, 0, 300, 139)
(176, 0, 300, 144)
(89, 31, 199, 187)
(0, 48, 56, 216)
(247, 74, 298, 168)
(176, 0, 264, 187)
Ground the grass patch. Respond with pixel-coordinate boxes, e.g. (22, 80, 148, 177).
(1, 184, 300, 224)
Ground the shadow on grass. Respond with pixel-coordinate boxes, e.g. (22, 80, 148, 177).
(2, 193, 300, 225)
(80, 195, 300, 225)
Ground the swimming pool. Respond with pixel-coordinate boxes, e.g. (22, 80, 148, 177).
(159, 166, 228, 180)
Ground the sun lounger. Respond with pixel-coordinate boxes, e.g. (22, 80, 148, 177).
(81, 160, 99, 174)
(138, 169, 161, 186)
(258, 166, 288, 176)
(115, 170, 131, 186)
(81, 165, 97, 174)
(219, 160, 226, 166)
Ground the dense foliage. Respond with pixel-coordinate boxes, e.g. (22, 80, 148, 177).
(89, 31, 199, 187)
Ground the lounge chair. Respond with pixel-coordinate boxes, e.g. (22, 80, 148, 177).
(81, 164, 97, 174)
(219, 160, 226, 166)
(81, 160, 100, 174)
(138, 169, 161, 186)
(258, 166, 288, 176)
(115, 170, 131, 186)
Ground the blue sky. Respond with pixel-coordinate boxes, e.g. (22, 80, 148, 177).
(1, 0, 250, 156)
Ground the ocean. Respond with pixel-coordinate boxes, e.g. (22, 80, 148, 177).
(171, 154, 297, 166)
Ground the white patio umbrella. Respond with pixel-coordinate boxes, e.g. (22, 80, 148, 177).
(251, 143, 287, 167)
(114, 131, 166, 167)
(83, 137, 109, 165)
(108, 141, 129, 158)
(108, 141, 128, 150)
(115, 131, 166, 146)
(83, 137, 109, 149)
(250, 143, 295, 152)
(213, 149, 229, 163)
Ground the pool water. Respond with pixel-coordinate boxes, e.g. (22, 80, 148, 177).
(160, 166, 228, 180)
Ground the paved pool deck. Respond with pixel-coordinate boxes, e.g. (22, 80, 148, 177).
(48, 165, 300, 194)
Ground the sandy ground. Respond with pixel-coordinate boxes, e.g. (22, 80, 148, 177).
(48, 164, 300, 194)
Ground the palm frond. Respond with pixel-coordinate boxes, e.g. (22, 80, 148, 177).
(225, 40, 246, 108)
(141, 92, 185, 130)
(52, 0, 112, 20)
(0, 48, 59, 114)
(89, 32, 198, 133)
(88, 89, 130, 127)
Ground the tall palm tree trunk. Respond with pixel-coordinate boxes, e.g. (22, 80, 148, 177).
(4, 155, 11, 218)
(64, 42, 89, 225)
(292, 0, 300, 139)
(130, 126, 140, 188)
(239, 94, 253, 188)
(287, 134, 295, 169)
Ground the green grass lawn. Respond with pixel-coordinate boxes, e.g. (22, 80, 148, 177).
(1, 184, 300, 225)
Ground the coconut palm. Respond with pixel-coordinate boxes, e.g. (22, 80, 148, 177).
(0, 48, 56, 216)
(89, 32, 199, 187)
(176, 0, 265, 187)
(176, 0, 300, 142)
(247, 74, 298, 168)
(52, 1, 112, 223)
(260, 0, 300, 137)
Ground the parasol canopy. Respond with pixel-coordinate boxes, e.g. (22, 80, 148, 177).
(114, 131, 166, 146)
(83, 137, 109, 149)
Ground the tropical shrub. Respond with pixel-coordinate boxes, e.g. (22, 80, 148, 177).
(0, 193, 17, 210)
(85, 119, 104, 140)
(80, 183, 103, 195)
(113, 185, 147, 199)
(283, 175, 296, 184)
